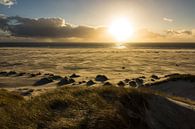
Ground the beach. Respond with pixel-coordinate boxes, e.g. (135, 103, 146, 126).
(0, 44, 195, 129)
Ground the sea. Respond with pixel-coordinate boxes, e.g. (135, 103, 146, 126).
(0, 42, 195, 81)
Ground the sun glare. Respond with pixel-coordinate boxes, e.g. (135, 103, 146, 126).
(109, 17, 134, 42)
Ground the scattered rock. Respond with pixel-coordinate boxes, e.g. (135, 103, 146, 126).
(82, 81, 86, 83)
(124, 79, 130, 83)
(79, 81, 82, 84)
(95, 75, 109, 82)
(86, 80, 95, 86)
(44, 73, 54, 76)
(117, 81, 125, 87)
(50, 75, 63, 80)
(34, 77, 53, 86)
(7, 71, 17, 76)
(176, 64, 180, 67)
(0, 71, 7, 76)
(151, 79, 155, 81)
(139, 76, 146, 79)
(37, 72, 41, 75)
(70, 73, 80, 78)
(58, 77, 75, 86)
(103, 82, 113, 86)
(151, 74, 159, 80)
(29, 73, 41, 77)
(129, 81, 137, 87)
(58, 77, 69, 86)
(122, 67, 125, 69)
(69, 78, 75, 83)
(16, 72, 26, 76)
(135, 78, 144, 86)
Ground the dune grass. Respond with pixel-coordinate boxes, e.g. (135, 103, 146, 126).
(0, 86, 153, 129)
(0, 86, 195, 129)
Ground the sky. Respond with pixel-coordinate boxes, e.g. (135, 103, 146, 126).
(0, 0, 195, 42)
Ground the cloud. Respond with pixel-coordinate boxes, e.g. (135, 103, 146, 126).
(166, 29, 192, 35)
(0, 0, 16, 7)
(0, 16, 108, 41)
(163, 17, 173, 23)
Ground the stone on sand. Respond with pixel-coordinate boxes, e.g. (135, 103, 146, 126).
(124, 79, 130, 83)
(34, 77, 53, 86)
(103, 82, 113, 86)
(50, 75, 63, 80)
(151, 74, 159, 80)
(58, 77, 75, 86)
(129, 81, 137, 87)
(86, 80, 95, 86)
(70, 73, 80, 78)
(95, 75, 109, 82)
(117, 81, 125, 87)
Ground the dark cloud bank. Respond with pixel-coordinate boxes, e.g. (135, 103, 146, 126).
(0, 15, 106, 40)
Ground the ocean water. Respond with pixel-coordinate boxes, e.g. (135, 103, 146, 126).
(0, 43, 195, 82)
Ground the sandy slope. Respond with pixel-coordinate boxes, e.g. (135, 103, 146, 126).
(150, 80, 195, 101)
(146, 95, 195, 129)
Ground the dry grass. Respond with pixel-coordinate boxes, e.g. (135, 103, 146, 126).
(0, 86, 152, 129)
(0, 86, 195, 129)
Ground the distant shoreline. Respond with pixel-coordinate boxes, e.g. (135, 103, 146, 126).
(0, 42, 195, 49)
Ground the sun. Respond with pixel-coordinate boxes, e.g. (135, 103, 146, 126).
(108, 17, 134, 42)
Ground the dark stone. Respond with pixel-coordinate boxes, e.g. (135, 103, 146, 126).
(70, 73, 80, 78)
(129, 81, 137, 87)
(139, 76, 146, 79)
(103, 82, 113, 86)
(124, 79, 130, 83)
(122, 67, 125, 69)
(176, 64, 180, 66)
(0, 71, 8, 76)
(7, 71, 17, 76)
(151, 75, 159, 80)
(69, 78, 75, 83)
(79, 81, 82, 84)
(95, 75, 109, 82)
(36, 72, 41, 75)
(86, 80, 95, 86)
(29, 73, 36, 78)
(58, 77, 69, 86)
(117, 81, 125, 87)
(34, 77, 53, 86)
(58, 77, 75, 86)
(16, 72, 26, 76)
(29, 72, 41, 77)
(44, 73, 54, 76)
(135, 78, 144, 86)
(50, 75, 63, 80)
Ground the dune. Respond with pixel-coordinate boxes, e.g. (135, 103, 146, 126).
(147, 74, 195, 101)
(0, 86, 195, 129)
